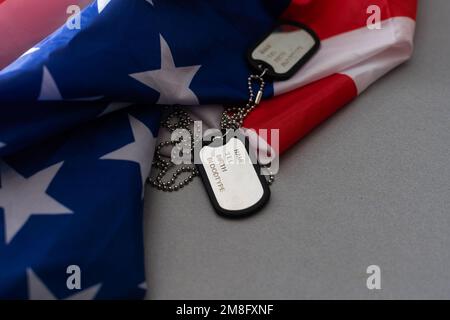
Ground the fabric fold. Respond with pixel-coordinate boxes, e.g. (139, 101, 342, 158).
(0, 0, 417, 299)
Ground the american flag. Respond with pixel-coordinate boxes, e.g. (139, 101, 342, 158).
(0, 0, 417, 299)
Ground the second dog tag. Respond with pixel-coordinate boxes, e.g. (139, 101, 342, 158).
(248, 21, 320, 80)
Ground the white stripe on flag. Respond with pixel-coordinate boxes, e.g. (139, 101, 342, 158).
(274, 17, 416, 96)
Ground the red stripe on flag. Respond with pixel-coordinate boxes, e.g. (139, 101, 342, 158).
(283, 0, 417, 40)
(244, 74, 357, 154)
(245, 0, 417, 155)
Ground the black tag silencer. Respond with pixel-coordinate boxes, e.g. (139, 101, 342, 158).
(248, 20, 321, 81)
(196, 134, 270, 218)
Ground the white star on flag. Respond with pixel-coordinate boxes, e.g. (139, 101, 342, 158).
(130, 35, 201, 105)
(38, 66, 104, 101)
(27, 269, 101, 300)
(97, 0, 111, 13)
(98, 102, 132, 117)
(38, 66, 62, 101)
(0, 161, 73, 243)
(20, 47, 40, 58)
(98, 0, 154, 13)
(100, 115, 156, 197)
(0, 142, 5, 149)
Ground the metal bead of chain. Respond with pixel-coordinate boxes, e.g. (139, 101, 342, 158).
(149, 69, 274, 192)
(260, 165, 275, 185)
(220, 73, 265, 130)
(219, 71, 275, 185)
(147, 109, 199, 191)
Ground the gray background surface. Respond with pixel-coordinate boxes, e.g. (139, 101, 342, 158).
(143, 1, 450, 299)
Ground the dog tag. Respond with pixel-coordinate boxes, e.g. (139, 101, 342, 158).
(248, 21, 320, 80)
(197, 136, 270, 218)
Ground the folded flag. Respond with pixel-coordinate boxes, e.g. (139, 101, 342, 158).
(0, 0, 417, 299)
(245, 0, 417, 153)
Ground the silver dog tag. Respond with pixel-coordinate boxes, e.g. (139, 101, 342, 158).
(197, 136, 270, 218)
(248, 21, 320, 80)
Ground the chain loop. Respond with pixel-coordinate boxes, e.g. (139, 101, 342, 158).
(220, 70, 266, 130)
(148, 70, 275, 191)
(147, 109, 199, 191)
